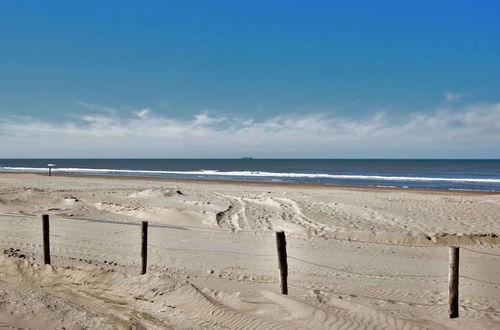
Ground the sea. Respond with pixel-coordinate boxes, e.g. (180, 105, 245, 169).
(0, 159, 499, 192)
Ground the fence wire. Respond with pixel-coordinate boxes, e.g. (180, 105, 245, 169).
(462, 247, 500, 257)
(0, 213, 468, 247)
(1, 213, 499, 291)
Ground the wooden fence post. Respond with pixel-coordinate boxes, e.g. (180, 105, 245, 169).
(448, 246, 459, 318)
(275, 231, 288, 294)
(42, 214, 51, 265)
(141, 221, 148, 275)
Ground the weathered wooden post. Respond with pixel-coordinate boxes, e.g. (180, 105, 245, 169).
(141, 221, 148, 275)
(42, 214, 51, 265)
(448, 246, 460, 318)
(275, 231, 288, 294)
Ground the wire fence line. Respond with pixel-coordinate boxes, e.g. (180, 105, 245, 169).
(39, 236, 500, 286)
(458, 276, 500, 286)
(1, 213, 500, 290)
(2, 216, 500, 322)
(286, 231, 446, 248)
(462, 247, 500, 257)
(287, 256, 449, 279)
(0, 213, 468, 248)
(149, 244, 276, 258)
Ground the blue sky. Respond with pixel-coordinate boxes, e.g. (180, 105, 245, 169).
(0, 1, 499, 158)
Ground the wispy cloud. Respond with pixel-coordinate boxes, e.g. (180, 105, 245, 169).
(1, 102, 499, 158)
(75, 101, 118, 115)
(443, 92, 464, 103)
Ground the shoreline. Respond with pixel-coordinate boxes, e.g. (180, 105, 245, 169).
(1, 171, 498, 195)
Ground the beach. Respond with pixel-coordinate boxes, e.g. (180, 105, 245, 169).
(2, 0, 499, 328)
(0, 173, 499, 329)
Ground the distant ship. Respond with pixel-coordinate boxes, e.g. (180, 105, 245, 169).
(240, 157, 254, 160)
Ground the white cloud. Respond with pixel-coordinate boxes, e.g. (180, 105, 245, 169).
(0, 102, 499, 158)
(134, 109, 151, 119)
(76, 101, 118, 115)
(443, 92, 464, 103)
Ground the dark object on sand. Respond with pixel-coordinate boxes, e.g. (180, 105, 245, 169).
(42, 214, 51, 264)
(276, 231, 288, 295)
(448, 247, 460, 318)
(141, 221, 148, 275)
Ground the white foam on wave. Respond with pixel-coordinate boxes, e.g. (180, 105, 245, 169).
(1, 166, 500, 184)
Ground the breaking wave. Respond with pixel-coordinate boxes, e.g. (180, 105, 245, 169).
(1, 166, 500, 183)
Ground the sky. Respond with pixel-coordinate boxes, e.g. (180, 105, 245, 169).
(0, 1, 499, 158)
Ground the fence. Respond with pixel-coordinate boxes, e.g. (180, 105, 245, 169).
(1, 213, 499, 320)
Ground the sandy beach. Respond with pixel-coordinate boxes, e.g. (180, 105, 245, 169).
(1, 173, 499, 329)
(3, 0, 499, 328)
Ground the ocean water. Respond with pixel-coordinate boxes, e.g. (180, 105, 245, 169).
(0, 159, 499, 191)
